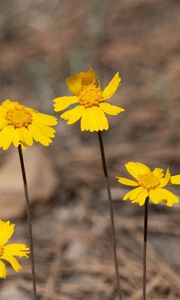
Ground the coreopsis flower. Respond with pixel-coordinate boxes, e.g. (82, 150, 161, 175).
(0, 220, 29, 279)
(0, 99, 57, 150)
(117, 162, 179, 206)
(53, 68, 124, 131)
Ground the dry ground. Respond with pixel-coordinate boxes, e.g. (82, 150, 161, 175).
(0, 0, 180, 299)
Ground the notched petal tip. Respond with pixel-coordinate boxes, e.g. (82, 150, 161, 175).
(99, 103, 124, 116)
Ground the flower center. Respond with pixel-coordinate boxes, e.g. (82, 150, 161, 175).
(138, 173, 160, 190)
(79, 85, 103, 108)
(0, 246, 4, 257)
(6, 105, 32, 128)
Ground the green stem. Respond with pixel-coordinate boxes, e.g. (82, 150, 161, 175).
(18, 145, 37, 299)
(143, 197, 149, 300)
(97, 131, 122, 300)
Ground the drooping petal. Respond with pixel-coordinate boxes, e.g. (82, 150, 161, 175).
(20, 127, 33, 146)
(99, 103, 124, 115)
(132, 189, 149, 206)
(80, 109, 89, 131)
(61, 105, 85, 124)
(0, 125, 15, 150)
(116, 176, 138, 186)
(149, 189, 161, 204)
(28, 124, 52, 146)
(156, 188, 179, 206)
(160, 168, 171, 187)
(53, 96, 79, 112)
(0, 260, 6, 279)
(0, 221, 15, 246)
(1, 255, 21, 272)
(37, 125, 55, 144)
(65, 75, 82, 95)
(123, 186, 144, 201)
(125, 162, 150, 180)
(103, 72, 121, 100)
(12, 128, 20, 147)
(80, 106, 109, 132)
(3, 243, 29, 258)
(32, 122, 55, 138)
(171, 175, 180, 185)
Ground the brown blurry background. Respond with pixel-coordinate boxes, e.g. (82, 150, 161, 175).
(0, 0, 179, 299)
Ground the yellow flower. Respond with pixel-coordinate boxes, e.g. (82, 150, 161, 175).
(0, 220, 29, 279)
(0, 99, 57, 150)
(116, 162, 180, 206)
(53, 67, 124, 132)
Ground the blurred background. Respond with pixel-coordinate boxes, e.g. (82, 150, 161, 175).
(0, 0, 179, 299)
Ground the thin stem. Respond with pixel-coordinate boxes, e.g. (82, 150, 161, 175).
(18, 145, 37, 299)
(97, 131, 122, 300)
(143, 197, 149, 300)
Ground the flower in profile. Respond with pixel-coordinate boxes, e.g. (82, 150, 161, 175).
(53, 67, 124, 132)
(0, 99, 57, 150)
(116, 162, 179, 206)
(0, 220, 29, 279)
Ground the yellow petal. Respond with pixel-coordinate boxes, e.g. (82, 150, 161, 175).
(157, 188, 179, 206)
(132, 189, 149, 206)
(53, 96, 79, 112)
(65, 68, 97, 95)
(1, 255, 21, 272)
(160, 168, 171, 187)
(103, 72, 121, 100)
(31, 122, 55, 139)
(35, 112, 57, 125)
(2, 99, 18, 108)
(0, 117, 8, 129)
(99, 103, 124, 115)
(81, 106, 109, 132)
(0, 221, 15, 246)
(153, 168, 164, 178)
(61, 105, 85, 124)
(3, 243, 29, 258)
(123, 186, 144, 201)
(81, 68, 96, 85)
(171, 175, 180, 185)
(0, 260, 6, 279)
(125, 162, 150, 180)
(149, 189, 160, 204)
(12, 128, 20, 147)
(0, 125, 15, 150)
(65, 75, 82, 95)
(20, 127, 33, 146)
(28, 124, 51, 146)
(0, 105, 9, 129)
(116, 176, 138, 186)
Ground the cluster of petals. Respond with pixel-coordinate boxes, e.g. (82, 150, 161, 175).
(53, 68, 124, 132)
(0, 220, 29, 279)
(117, 162, 180, 206)
(0, 68, 180, 282)
(0, 100, 57, 150)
